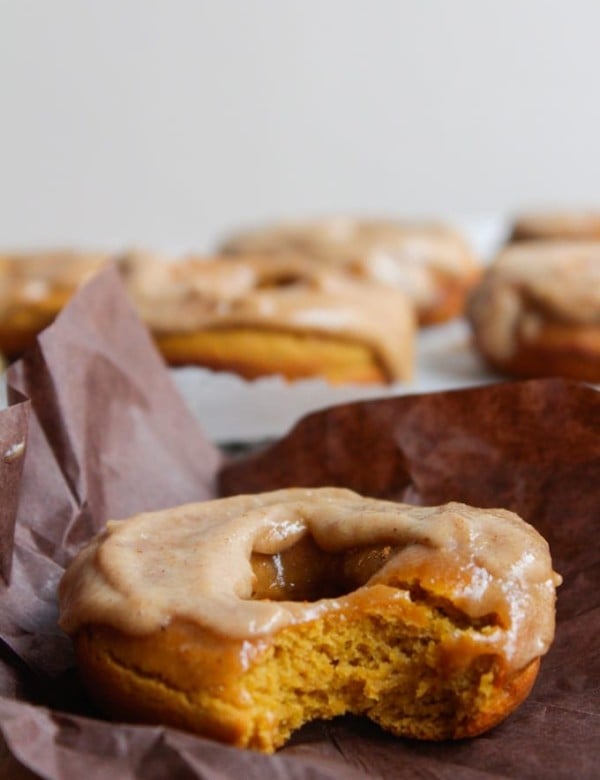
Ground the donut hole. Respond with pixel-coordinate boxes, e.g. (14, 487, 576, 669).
(255, 272, 308, 290)
(250, 535, 398, 601)
(345, 259, 368, 279)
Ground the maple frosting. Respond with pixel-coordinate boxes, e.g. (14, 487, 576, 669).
(468, 241, 600, 361)
(59, 488, 561, 673)
(119, 252, 415, 380)
(220, 218, 478, 307)
(0, 251, 108, 312)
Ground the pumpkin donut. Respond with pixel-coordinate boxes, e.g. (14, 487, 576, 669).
(119, 251, 415, 384)
(467, 241, 600, 381)
(219, 218, 480, 325)
(0, 250, 109, 358)
(59, 488, 560, 753)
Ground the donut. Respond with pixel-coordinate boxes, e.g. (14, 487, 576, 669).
(58, 488, 560, 753)
(119, 251, 415, 383)
(467, 241, 600, 381)
(219, 217, 480, 325)
(0, 250, 108, 358)
(0, 249, 414, 383)
(510, 210, 600, 242)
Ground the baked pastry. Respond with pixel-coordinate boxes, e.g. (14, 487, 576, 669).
(0, 249, 413, 383)
(58, 487, 560, 753)
(0, 250, 108, 358)
(510, 210, 600, 242)
(219, 218, 480, 325)
(119, 251, 415, 384)
(468, 241, 600, 381)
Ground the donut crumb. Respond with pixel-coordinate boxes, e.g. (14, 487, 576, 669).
(74, 598, 537, 753)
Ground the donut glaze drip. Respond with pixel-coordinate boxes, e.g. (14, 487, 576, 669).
(59, 488, 560, 673)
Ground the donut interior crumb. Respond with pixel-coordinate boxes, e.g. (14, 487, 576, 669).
(239, 606, 506, 749)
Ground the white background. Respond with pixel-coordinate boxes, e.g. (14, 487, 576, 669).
(1, 0, 600, 251)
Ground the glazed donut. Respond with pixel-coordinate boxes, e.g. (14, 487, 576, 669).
(119, 251, 415, 384)
(219, 217, 480, 325)
(510, 210, 600, 242)
(59, 488, 560, 753)
(0, 250, 109, 358)
(467, 241, 600, 381)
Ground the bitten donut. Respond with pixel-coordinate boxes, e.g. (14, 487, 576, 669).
(468, 241, 600, 381)
(219, 218, 480, 325)
(510, 210, 600, 242)
(0, 250, 108, 358)
(59, 488, 560, 753)
(119, 251, 415, 384)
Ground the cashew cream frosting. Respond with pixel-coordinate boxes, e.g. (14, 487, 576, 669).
(468, 242, 600, 361)
(59, 488, 561, 672)
(220, 218, 479, 308)
(119, 252, 415, 380)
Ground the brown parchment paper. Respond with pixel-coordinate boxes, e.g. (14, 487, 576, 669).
(0, 267, 598, 779)
(0, 397, 29, 584)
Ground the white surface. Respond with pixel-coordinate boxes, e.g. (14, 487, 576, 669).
(1, 2, 600, 249)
